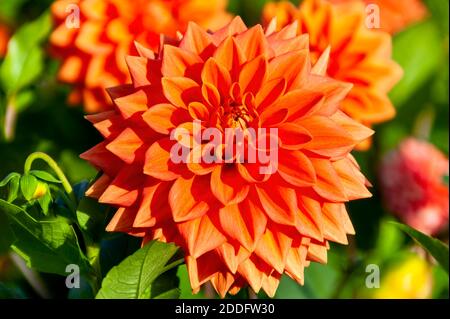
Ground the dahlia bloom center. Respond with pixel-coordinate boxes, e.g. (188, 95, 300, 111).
(221, 95, 255, 129)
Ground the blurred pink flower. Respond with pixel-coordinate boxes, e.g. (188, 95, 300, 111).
(380, 138, 449, 235)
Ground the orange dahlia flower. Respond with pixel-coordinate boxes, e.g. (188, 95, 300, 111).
(81, 17, 373, 297)
(50, 0, 231, 113)
(262, 0, 403, 150)
(328, 0, 428, 34)
(0, 23, 10, 57)
(380, 138, 449, 236)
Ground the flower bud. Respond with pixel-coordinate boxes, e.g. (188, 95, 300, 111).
(32, 181, 48, 200)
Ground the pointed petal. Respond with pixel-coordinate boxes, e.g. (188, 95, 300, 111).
(114, 89, 148, 119)
(142, 103, 190, 135)
(134, 41, 155, 59)
(310, 158, 348, 202)
(106, 207, 136, 232)
(299, 115, 356, 158)
(267, 49, 310, 91)
(285, 245, 308, 285)
(125, 56, 151, 88)
(307, 242, 328, 264)
(331, 110, 374, 143)
(90, 113, 124, 138)
(161, 45, 203, 78)
(186, 253, 222, 292)
(80, 142, 122, 176)
(106, 127, 143, 164)
(177, 215, 227, 258)
(235, 25, 269, 60)
(188, 102, 210, 121)
(255, 227, 292, 274)
(211, 165, 250, 205)
(201, 82, 221, 107)
(332, 156, 372, 200)
(180, 22, 213, 56)
(297, 194, 324, 241)
(237, 256, 266, 293)
(211, 16, 247, 46)
(134, 180, 171, 228)
(169, 175, 210, 222)
(162, 76, 201, 108)
(278, 122, 312, 150)
(213, 37, 245, 81)
(269, 35, 309, 57)
(144, 138, 182, 181)
(216, 243, 250, 274)
(201, 58, 232, 98)
(219, 200, 266, 252)
(255, 182, 298, 226)
(269, 21, 299, 41)
(85, 174, 111, 199)
(278, 149, 316, 187)
(255, 77, 286, 110)
(311, 46, 330, 76)
(321, 203, 351, 244)
(210, 271, 235, 298)
(99, 166, 142, 207)
(238, 55, 267, 95)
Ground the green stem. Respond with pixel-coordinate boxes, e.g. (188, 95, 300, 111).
(24, 152, 102, 294)
(85, 241, 102, 294)
(24, 152, 77, 205)
(4, 96, 17, 142)
(412, 106, 435, 141)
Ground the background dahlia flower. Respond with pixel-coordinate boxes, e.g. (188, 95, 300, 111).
(328, 0, 428, 34)
(50, 0, 231, 113)
(262, 0, 403, 150)
(81, 17, 374, 297)
(0, 23, 9, 57)
(379, 138, 449, 236)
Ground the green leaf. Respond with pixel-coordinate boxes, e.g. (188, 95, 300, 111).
(0, 172, 20, 187)
(390, 21, 443, 107)
(373, 219, 404, 261)
(7, 174, 20, 202)
(67, 277, 95, 299)
(423, 0, 449, 36)
(0, 282, 27, 299)
(76, 194, 107, 242)
(0, 11, 51, 95)
(29, 170, 62, 184)
(391, 222, 449, 274)
(0, 172, 21, 202)
(432, 264, 449, 298)
(176, 264, 205, 299)
(37, 185, 52, 215)
(59, 150, 98, 184)
(149, 268, 180, 299)
(0, 199, 91, 276)
(20, 174, 38, 201)
(153, 288, 181, 299)
(15, 90, 37, 112)
(96, 241, 183, 299)
(0, 0, 27, 24)
(276, 258, 340, 299)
